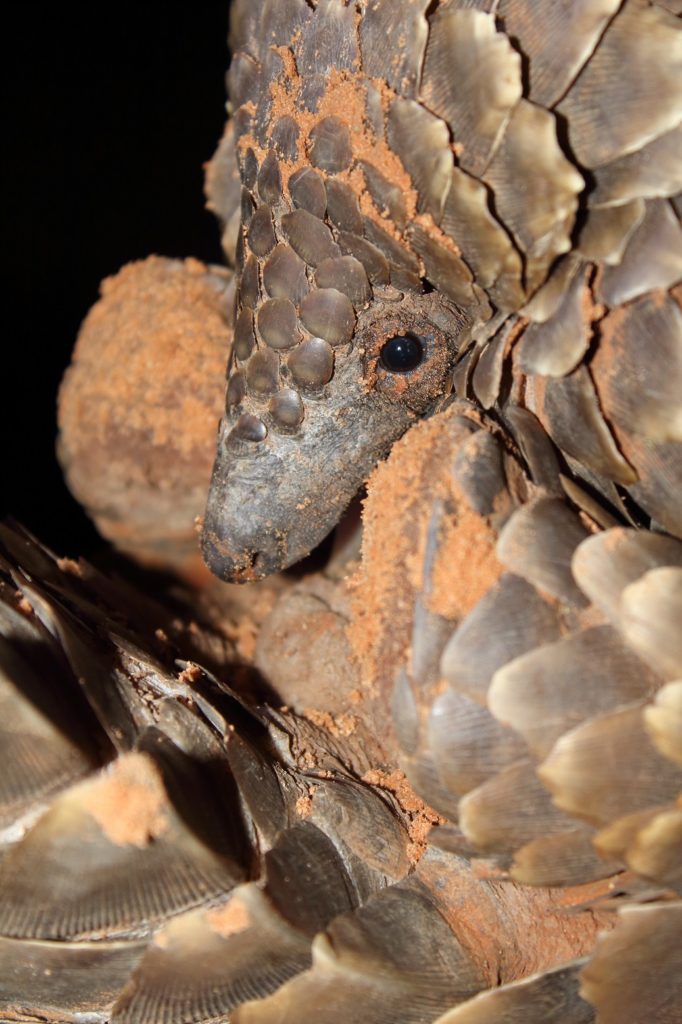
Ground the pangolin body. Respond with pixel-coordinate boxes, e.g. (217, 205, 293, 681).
(3, 1, 682, 1022)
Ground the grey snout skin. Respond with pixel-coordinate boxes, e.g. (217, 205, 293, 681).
(201, 375, 415, 583)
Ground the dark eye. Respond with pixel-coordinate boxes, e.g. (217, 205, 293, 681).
(379, 333, 424, 373)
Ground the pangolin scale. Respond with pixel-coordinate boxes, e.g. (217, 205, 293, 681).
(3, 0, 682, 1021)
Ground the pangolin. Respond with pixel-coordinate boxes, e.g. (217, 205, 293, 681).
(2, 1, 682, 1022)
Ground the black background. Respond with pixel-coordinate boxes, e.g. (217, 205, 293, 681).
(3, 4, 231, 556)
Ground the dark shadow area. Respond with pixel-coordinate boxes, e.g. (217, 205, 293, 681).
(3, 3, 230, 558)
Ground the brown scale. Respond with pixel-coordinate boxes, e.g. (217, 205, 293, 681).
(288, 166, 327, 218)
(262, 244, 308, 304)
(314, 256, 371, 307)
(325, 179, 363, 234)
(298, 288, 356, 346)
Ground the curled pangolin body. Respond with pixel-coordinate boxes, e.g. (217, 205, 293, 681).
(3, 0, 682, 1021)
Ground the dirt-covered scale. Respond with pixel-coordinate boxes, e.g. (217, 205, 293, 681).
(3, 0, 682, 1021)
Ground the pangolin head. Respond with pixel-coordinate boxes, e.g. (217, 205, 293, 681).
(201, 0, 582, 581)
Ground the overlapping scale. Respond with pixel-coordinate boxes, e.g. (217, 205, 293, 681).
(459, 759, 579, 853)
(257, 298, 300, 350)
(358, 0, 430, 97)
(288, 338, 334, 388)
(483, 100, 584, 293)
(619, 567, 682, 680)
(232, 871, 488, 1023)
(325, 179, 363, 235)
(314, 256, 370, 308)
(540, 703, 682, 825)
(532, 366, 638, 485)
(440, 573, 562, 700)
(309, 116, 352, 173)
(229, 0, 311, 63)
(432, 961, 593, 1024)
(0, 747, 246, 940)
(420, 8, 522, 178)
(270, 115, 300, 162)
(289, 167, 327, 219)
(495, 0, 620, 108)
(293, 0, 359, 111)
(299, 288, 355, 346)
(515, 265, 592, 377)
(496, 497, 589, 606)
(591, 124, 682, 208)
(408, 223, 479, 308)
(281, 209, 340, 266)
(248, 204, 277, 257)
(579, 903, 682, 1024)
(440, 168, 524, 311)
(488, 626, 660, 759)
(597, 199, 682, 306)
(262, 244, 308, 304)
(351, 394, 682, 896)
(387, 99, 453, 222)
(359, 160, 408, 229)
(111, 824, 360, 1024)
(589, 293, 682, 535)
(0, 937, 146, 1023)
(0, 638, 99, 830)
(577, 200, 645, 266)
(337, 231, 389, 285)
(556, 0, 682, 169)
(645, 682, 682, 768)
(573, 530, 682, 625)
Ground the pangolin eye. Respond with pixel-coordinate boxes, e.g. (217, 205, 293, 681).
(380, 334, 424, 373)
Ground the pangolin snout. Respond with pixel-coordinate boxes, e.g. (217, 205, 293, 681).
(201, 370, 417, 582)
